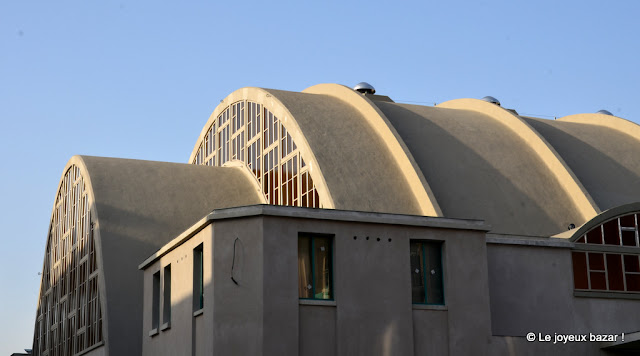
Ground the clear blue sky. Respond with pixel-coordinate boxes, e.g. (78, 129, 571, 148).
(1, 0, 639, 353)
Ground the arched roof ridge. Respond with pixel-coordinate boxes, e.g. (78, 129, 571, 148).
(188, 87, 335, 209)
(437, 98, 600, 221)
(302, 83, 443, 217)
(558, 113, 640, 143)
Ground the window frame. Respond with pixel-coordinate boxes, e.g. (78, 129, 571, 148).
(298, 233, 335, 301)
(410, 240, 445, 306)
(193, 244, 204, 313)
(162, 264, 171, 329)
(151, 271, 160, 333)
(572, 213, 640, 295)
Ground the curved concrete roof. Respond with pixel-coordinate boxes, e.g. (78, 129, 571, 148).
(373, 101, 587, 236)
(62, 156, 263, 355)
(524, 115, 640, 212)
(186, 84, 640, 237)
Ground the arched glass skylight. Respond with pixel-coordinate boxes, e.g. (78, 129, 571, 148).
(192, 101, 321, 208)
(33, 166, 103, 355)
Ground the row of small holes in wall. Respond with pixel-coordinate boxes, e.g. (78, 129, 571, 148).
(353, 236, 392, 242)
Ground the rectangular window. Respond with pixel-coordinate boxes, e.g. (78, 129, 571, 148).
(193, 244, 204, 311)
(163, 265, 171, 325)
(152, 271, 160, 330)
(298, 234, 333, 300)
(410, 241, 444, 305)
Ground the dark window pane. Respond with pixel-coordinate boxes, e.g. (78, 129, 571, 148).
(410, 242, 425, 303)
(152, 272, 160, 329)
(588, 253, 605, 271)
(298, 237, 312, 298)
(424, 242, 444, 304)
(313, 237, 332, 299)
(586, 227, 603, 244)
(622, 231, 637, 247)
(620, 214, 636, 228)
(163, 265, 172, 323)
(590, 271, 607, 290)
(626, 274, 640, 292)
(624, 255, 640, 273)
(603, 220, 620, 245)
(576, 236, 586, 243)
(606, 254, 624, 291)
(193, 244, 204, 311)
(572, 252, 589, 289)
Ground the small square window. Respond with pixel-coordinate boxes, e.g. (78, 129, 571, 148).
(298, 235, 333, 300)
(410, 241, 444, 305)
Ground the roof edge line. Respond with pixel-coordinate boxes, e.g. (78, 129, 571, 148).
(559, 113, 640, 145)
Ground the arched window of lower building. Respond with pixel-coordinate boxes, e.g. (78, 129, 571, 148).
(572, 213, 640, 293)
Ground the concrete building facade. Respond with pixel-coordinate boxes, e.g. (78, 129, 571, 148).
(32, 83, 640, 355)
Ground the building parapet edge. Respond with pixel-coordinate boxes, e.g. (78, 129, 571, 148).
(138, 204, 490, 270)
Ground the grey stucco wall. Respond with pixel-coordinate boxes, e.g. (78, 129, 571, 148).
(487, 242, 640, 340)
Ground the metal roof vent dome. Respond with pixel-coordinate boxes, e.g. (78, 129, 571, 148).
(353, 82, 376, 95)
(596, 109, 613, 116)
(481, 96, 501, 106)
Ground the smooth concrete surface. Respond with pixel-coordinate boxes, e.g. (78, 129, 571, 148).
(303, 83, 442, 217)
(524, 117, 640, 211)
(487, 242, 640, 336)
(299, 305, 336, 356)
(375, 102, 583, 236)
(266, 88, 423, 216)
(66, 156, 263, 356)
(412, 309, 449, 355)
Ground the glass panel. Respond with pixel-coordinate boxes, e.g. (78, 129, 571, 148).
(586, 227, 603, 244)
(606, 254, 624, 291)
(625, 255, 640, 273)
(313, 237, 332, 299)
(193, 245, 204, 311)
(163, 265, 171, 323)
(298, 237, 312, 298)
(590, 271, 607, 290)
(424, 242, 444, 304)
(410, 242, 425, 303)
(626, 274, 640, 292)
(622, 231, 637, 247)
(152, 272, 160, 329)
(603, 220, 620, 245)
(588, 253, 605, 270)
(571, 252, 588, 289)
(620, 214, 635, 228)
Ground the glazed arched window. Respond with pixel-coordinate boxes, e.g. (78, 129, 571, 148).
(572, 213, 640, 293)
(191, 101, 321, 208)
(33, 166, 103, 355)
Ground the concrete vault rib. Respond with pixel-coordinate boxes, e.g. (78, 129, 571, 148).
(438, 99, 600, 222)
(303, 83, 443, 217)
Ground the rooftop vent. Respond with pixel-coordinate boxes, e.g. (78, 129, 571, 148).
(596, 109, 613, 116)
(353, 82, 376, 95)
(481, 96, 501, 106)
